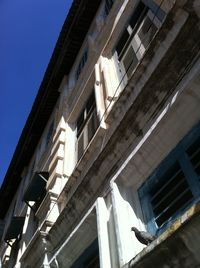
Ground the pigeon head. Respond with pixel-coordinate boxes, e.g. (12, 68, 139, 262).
(131, 227, 139, 233)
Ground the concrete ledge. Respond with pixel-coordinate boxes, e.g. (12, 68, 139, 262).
(124, 202, 200, 268)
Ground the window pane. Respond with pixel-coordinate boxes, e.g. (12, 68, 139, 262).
(156, 189, 193, 227)
(77, 132, 84, 161)
(46, 122, 54, 147)
(87, 108, 99, 143)
(77, 111, 85, 136)
(122, 46, 138, 78)
(84, 255, 100, 268)
(187, 137, 200, 177)
(116, 30, 130, 58)
(115, 1, 164, 84)
(76, 91, 99, 160)
(76, 49, 88, 81)
(104, 0, 114, 16)
(129, 2, 147, 30)
(86, 91, 96, 114)
(138, 14, 158, 49)
(149, 162, 193, 227)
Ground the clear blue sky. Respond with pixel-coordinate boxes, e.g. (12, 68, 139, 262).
(0, 0, 72, 185)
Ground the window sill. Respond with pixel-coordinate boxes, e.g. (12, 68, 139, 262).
(124, 201, 200, 268)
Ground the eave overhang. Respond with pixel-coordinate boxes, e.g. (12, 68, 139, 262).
(0, 0, 102, 219)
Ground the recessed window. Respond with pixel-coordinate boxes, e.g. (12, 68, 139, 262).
(104, 0, 114, 17)
(75, 49, 88, 81)
(115, 0, 165, 80)
(186, 136, 200, 177)
(45, 121, 54, 148)
(139, 122, 200, 235)
(149, 162, 193, 228)
(76, 91, 99, 161)
(71, 239, 100, 268)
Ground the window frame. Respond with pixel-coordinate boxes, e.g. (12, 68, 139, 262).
(71, 238, 99, 268)
(115, 0, 166, 82)
(76, 91, 99, 161)
(45, 121, 54, 148)
(75, 49, 88, 81)
(104, 0, 114, 17)
(139, 122, 200, 235)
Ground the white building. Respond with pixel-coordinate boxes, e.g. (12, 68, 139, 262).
(1, 0, 200, 267)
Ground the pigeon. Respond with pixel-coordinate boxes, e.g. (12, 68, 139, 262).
(131, 227, 156, 245)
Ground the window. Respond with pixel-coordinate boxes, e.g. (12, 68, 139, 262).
(115, 0, 165, 81)
(139, 122, 200, 235)
(0, 220, 4, 241)
(45, 121, 54, 148)
(71, 239, 100, 268)
(75, 49, 88, 81)
(186, 136, 200, 177)
(104, 0, 114, 17)
(76, 91, 99, 161)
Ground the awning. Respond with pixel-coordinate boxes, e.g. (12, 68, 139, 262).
(4, 216, 25, 241)
(23, 172, 49, 202)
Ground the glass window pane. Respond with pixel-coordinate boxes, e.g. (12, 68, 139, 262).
(138, 15, 158, 49)
(122, 46, 138, 78)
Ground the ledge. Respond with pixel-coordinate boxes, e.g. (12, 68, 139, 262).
(20, 230, 50, 266)
(124, 202, 200, 268)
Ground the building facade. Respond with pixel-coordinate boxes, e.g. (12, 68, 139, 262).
(1, 0, 200, 267)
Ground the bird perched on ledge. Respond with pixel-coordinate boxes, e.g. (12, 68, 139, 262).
(131, 227, 156, 245)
